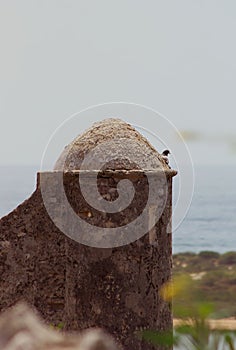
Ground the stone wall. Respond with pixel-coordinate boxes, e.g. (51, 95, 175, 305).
(0, 170, 175, 350)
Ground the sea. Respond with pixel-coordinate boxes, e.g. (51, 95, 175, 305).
(0, 164, 235, 254)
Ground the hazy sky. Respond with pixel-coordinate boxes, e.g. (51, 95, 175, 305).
(1, 0, 236, 166)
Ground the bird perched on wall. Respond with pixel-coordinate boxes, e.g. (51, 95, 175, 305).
(161, 149, 171, 167)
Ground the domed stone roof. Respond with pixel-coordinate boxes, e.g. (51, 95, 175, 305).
(54, 118, 168, 171)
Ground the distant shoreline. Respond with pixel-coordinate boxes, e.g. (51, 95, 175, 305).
(174, 318, 236, 330)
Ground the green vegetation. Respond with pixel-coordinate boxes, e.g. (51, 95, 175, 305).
(50, 322, 65, 330)
(143, 311, 236, 350)
(173, 251, 236, 318)
(142, 254, 236, 349)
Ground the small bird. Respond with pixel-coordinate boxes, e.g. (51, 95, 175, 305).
(161, 149, 171, 166)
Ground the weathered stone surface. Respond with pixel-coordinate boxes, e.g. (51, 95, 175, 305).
(0, 303, 119, 350)
(0, 119, 177, 350)
(0, 189, 66, 322)
(54, 118, 169, 171)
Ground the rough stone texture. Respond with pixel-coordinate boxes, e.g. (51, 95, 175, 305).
(62, 173, 174, 350)
(54, 118, 169, 171)
(0, 188, 66, 322)
(0, 303, 119, 350)
(0, 119, 177, 350)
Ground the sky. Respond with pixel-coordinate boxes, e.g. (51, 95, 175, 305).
(0, 0, 236, 166)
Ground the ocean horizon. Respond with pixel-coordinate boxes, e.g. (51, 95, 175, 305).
(0, 164, 235, 254)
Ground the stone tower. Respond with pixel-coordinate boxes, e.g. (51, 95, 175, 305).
(0, 119, 177, 350)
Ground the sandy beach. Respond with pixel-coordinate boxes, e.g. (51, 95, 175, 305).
(174, 318, 236, 330)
